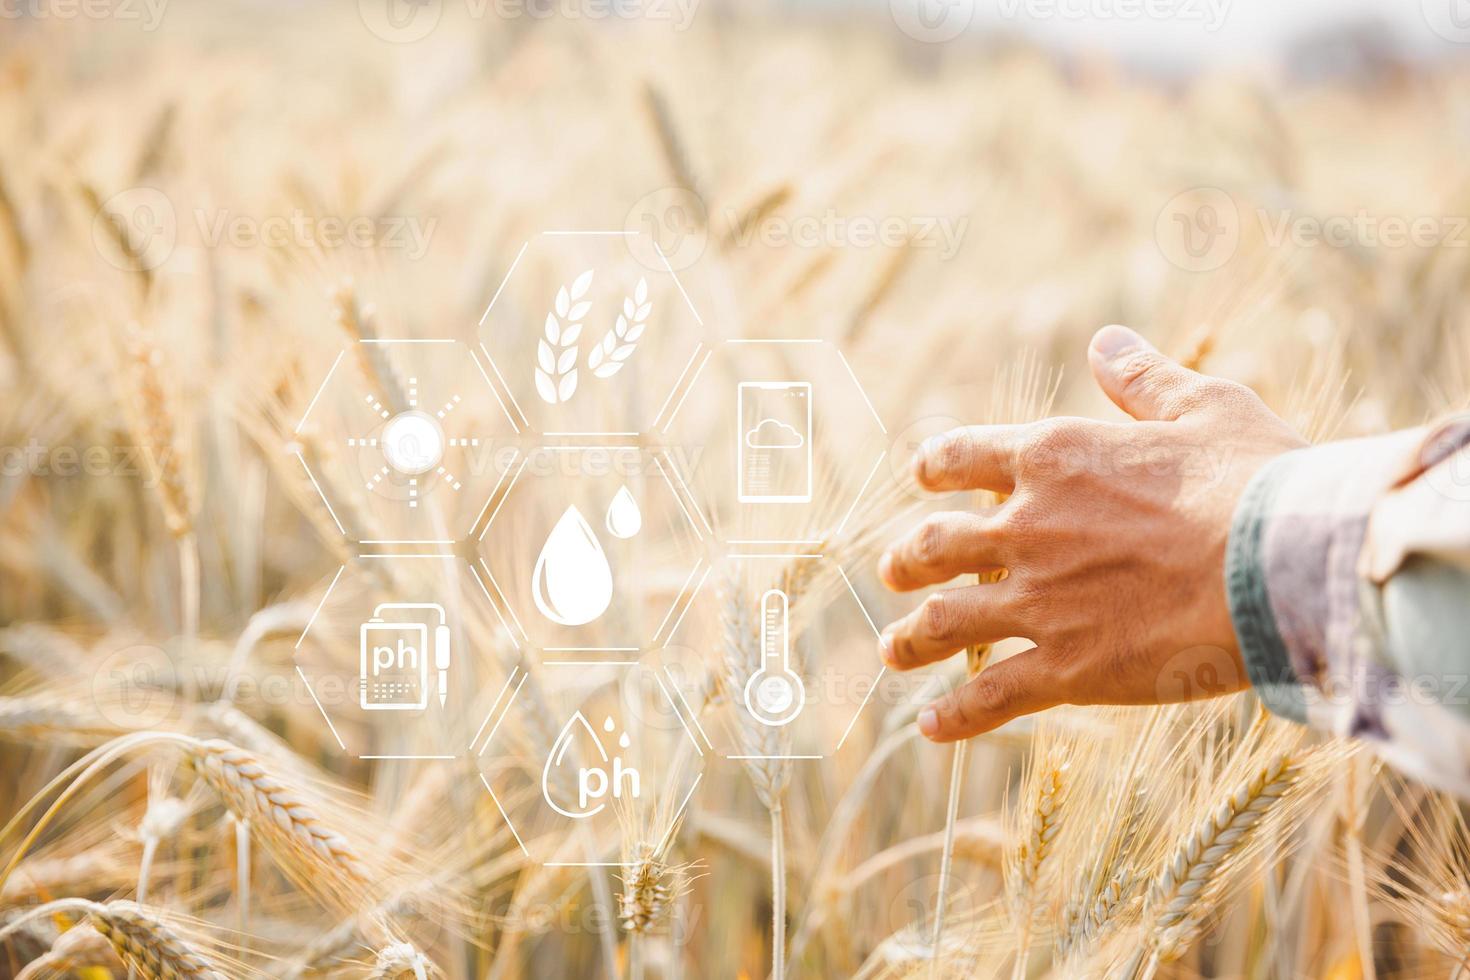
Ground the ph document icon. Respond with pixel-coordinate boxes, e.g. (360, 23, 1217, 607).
(359, 602, 451, 711)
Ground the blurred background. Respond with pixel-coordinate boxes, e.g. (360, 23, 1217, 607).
(2, 1, 1470, 978)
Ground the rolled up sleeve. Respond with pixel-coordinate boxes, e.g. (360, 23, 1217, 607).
(1225, 416, 1470, 796)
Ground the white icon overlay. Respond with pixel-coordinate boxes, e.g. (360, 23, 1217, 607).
(359, 602, 451, 711)
(535, 270, 652, 405)
(738, 381, 813, 504)
(531, 487, 642, 627)
(743, 589, 806, 727)
(542, 711, 641, 819)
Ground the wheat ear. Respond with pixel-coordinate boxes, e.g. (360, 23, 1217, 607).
(0, 900, 227, 980)
(89, 902, 228, 980)
(185, 737, 371, 890)
(1144, 753, 1301, 962)
(370, 941, 431, 980)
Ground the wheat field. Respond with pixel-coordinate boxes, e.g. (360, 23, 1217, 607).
(2, 4, 1470, 978)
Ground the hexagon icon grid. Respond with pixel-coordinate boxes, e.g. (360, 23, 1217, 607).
(475, 446, 709, 656)
(477, 231, 706, 437)
(656, 338, 891, 546)
(294, 338, 520, 543)
(474, 658, 706, 867)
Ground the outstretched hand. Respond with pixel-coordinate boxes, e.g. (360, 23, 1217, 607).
(878, 325, 1305, 742)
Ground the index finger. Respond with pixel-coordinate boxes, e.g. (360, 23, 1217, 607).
(913, 424, 1028, 494)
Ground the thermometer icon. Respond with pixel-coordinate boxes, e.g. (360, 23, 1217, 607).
(743, 589, 805, 727)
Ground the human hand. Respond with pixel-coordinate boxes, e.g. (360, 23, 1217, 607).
(878, 325, 1306, 742)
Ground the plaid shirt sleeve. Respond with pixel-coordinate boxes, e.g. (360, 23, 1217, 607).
(1226, 414, 1470, 796)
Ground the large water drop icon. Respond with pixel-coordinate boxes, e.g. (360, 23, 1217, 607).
(605, 484, 642, 539)
(533, 506, 614, 626)
(542, 710, 610, 819)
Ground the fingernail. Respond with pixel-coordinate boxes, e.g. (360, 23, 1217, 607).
(917, 707, 939, 736)
(1092, 324, 1150, 361)
(878, 631, 895, 665)
(878, 552, 894, 583)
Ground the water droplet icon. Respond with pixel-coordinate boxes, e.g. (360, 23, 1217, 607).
(533, 506, 614, 627)
(605, 484, 642, 539)
(542, 710, 610, 819)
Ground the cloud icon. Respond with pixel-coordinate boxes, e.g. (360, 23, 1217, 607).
(745, 418, 806, 450)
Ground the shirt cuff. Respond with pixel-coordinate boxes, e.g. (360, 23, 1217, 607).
(1226, 451, 1307, 723)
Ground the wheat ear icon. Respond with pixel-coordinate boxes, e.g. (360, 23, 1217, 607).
(588, 277, 650, 379)
(535, 269, 594, 405)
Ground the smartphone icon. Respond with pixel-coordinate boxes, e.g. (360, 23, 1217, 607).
(738, 382, 812, 504)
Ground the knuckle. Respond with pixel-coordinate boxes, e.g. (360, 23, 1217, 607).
(970, 671, 1017, 717)
(921, 594, 955, 642)
(1020, 419, 1090, 475)
(915, 517, 946, 565)
(1115, 349, 1166, 391)
(934, 433, 973, 481)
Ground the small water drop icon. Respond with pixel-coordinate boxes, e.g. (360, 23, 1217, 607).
(605, 484, 642, 539)
(618, 731, 630, 749)
(532, 506, 614, 627)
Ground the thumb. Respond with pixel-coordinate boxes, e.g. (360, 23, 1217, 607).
(1088, 324, 1211, 422)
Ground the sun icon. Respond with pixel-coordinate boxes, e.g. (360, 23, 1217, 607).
(351, 377, 472, 510)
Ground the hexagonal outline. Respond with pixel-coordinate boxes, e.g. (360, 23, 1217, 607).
(474, 443, 709, 655)
(293, 338, 523, 545)
(662, 553, 886, 761)
(655, 337, 892, 549)
(476, 231, 707, 437)
(293, 554, 500, 762)
(472, 659, 706, 867)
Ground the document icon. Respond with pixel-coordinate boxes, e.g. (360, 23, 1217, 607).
(738, 382, 813, 504)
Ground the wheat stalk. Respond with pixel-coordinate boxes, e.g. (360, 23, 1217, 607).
(589, 277, 649, 378)
(535, 269, 592, 404)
